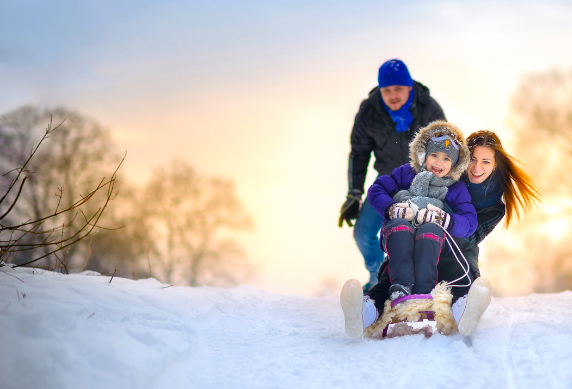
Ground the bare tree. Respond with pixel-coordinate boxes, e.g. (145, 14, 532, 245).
(139, 161, 255, 286)
(0, 117, 122, 271)
(1, 106, 254, 285)
(0, 106, 121, 268)
(485, 67, 572, 295)
(84, 183, 156, 279)
(509, 67, 572, 193)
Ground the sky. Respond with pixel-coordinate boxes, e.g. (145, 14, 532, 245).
(2, 0, 572, 295)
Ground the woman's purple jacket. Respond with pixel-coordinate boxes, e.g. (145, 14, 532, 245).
(367, 164, 478, 239)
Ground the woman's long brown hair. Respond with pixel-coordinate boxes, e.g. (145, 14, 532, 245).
(467, 130, 541, 228)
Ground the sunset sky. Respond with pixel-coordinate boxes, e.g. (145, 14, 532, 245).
(2, 0, 572, 295)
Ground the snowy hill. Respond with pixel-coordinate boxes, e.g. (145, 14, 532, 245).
(1, 266, 572, 389)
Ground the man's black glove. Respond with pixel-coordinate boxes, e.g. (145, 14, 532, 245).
(338, 189, 362, 227)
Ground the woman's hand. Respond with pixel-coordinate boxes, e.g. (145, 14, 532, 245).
(416, 204, 451, 229)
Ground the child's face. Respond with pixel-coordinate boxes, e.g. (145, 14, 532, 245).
(426, 151, 452, 178)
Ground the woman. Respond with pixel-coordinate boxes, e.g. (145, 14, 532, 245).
(341, 130, 541, 338)
(438, 130, 539, 297)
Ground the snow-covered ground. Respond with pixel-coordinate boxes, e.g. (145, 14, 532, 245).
(1, 266, 572, 389)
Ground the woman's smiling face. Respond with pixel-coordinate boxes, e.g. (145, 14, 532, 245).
(468, 146, 496, 184)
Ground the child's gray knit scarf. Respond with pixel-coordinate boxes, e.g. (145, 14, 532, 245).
(393, 169, 456, 210)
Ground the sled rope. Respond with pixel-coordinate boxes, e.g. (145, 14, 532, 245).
(435, 223, 472, 291)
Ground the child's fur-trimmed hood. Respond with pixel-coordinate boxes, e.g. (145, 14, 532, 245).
(409, 120, 469, 181)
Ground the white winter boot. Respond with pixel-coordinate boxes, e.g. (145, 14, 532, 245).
(340, 279, 378, 338)
(452, 277, 492, 336)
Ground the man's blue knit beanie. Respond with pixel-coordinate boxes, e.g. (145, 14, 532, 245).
(378, 59, 413, 88)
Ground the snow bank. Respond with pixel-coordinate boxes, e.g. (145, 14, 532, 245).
(1, 266, 572, 389)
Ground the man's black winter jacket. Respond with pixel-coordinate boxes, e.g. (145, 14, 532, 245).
(348, 81, 446, 193)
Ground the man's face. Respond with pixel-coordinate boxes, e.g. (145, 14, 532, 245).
(380, 85, 412, 111)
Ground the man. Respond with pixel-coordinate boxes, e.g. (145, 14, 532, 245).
(338, 59, 446, 291)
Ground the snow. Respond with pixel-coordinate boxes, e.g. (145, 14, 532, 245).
(2, 266, 572, 389)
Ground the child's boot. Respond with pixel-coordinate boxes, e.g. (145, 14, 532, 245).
(452, 277, 492, 336)
(388, 283, 413, 301)
(340, 279, 378, 338)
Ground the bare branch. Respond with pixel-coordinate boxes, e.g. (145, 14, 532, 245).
(0, 117, 65, 206)
(0, 177, 27, 221)
(1, 119, 125, 268)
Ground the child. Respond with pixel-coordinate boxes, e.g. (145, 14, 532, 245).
(341, 121, 477, 337)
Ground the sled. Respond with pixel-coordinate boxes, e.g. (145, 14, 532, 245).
(364, 283, 458, 339)
(378, 295, 435, 339)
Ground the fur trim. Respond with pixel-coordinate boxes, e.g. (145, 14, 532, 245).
(408, 121, 469, 181)
(364, 282, 457, 338)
